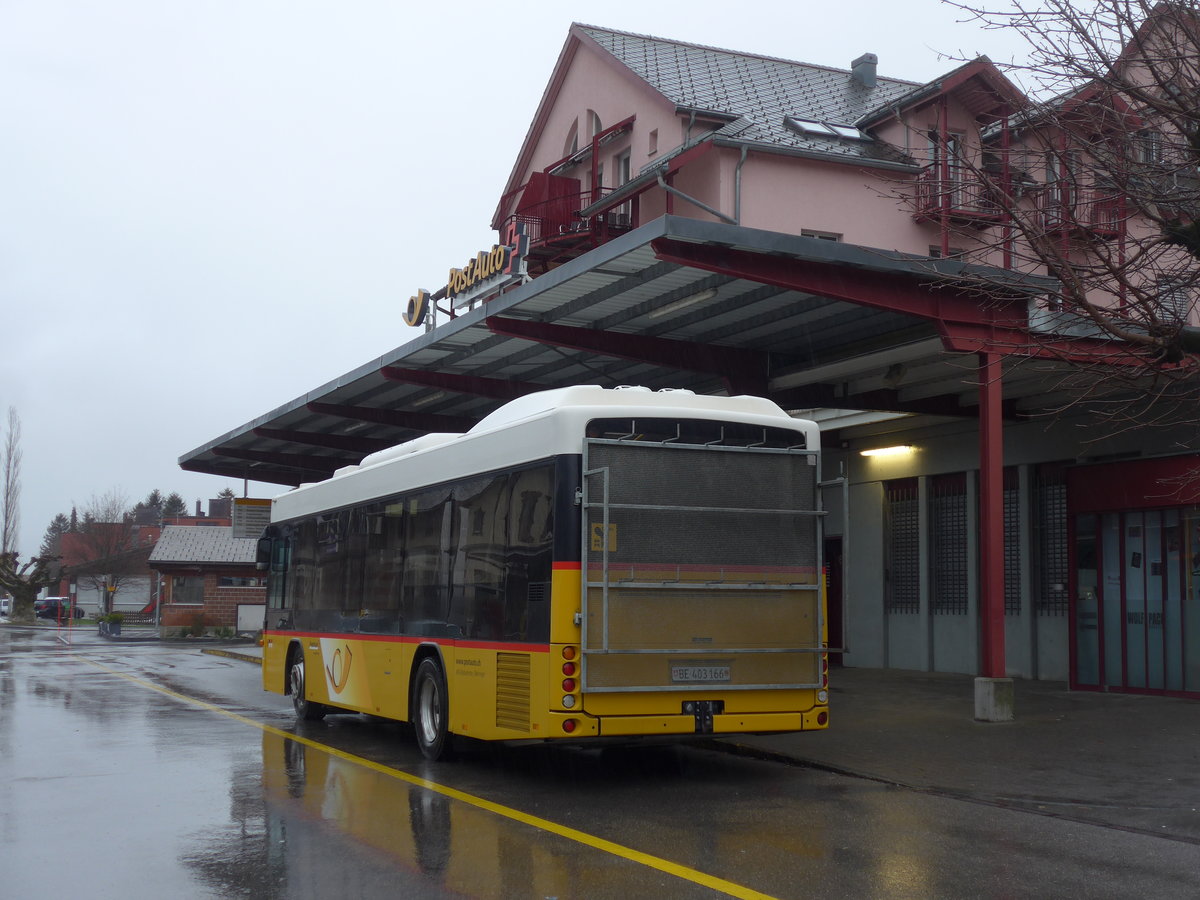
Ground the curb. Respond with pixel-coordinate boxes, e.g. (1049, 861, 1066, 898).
(201, 647, 263, 665)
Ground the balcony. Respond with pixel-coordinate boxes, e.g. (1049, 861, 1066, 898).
(914, 164, 1004, 225)
(503, 188, 634, 271)
(1038, 189, 1123, 239)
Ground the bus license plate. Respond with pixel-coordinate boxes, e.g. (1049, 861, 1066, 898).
(671, 664, 731, 683)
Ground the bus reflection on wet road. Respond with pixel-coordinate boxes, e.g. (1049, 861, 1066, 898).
(0, 636, 725, 899)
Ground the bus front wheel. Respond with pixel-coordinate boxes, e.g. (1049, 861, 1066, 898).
(413, 657, 450, 760)
(290, 656, 327, 721)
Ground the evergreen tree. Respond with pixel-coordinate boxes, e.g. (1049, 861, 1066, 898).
(40, 513, 70, 557)
(163, 492, 188, 517)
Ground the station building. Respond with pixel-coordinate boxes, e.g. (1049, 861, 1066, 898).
(182, 23, 1200, 699)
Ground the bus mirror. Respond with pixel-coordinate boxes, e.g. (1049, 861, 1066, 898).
(256, 537, 273, 571)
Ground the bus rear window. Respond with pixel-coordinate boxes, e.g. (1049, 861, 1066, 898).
(585, 417, 806, 449)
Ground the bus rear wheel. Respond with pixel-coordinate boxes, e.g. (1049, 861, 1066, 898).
(290, 656, 327, 721)
(413, 657, 450, 760)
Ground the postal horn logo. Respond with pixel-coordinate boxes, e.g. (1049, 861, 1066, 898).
(325, 645, 353, 695)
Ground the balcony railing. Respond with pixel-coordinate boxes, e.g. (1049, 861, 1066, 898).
(1038, 189, 1123, 239)
(914, 164, 1003, 223)
(505, 188, 632, 246)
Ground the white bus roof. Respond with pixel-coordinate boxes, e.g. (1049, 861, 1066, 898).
(271, 386, 817, 523)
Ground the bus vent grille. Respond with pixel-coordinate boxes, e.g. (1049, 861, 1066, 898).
(495, 652, 531, 732)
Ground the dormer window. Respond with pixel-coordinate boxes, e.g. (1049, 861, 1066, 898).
(785, 116, 867, 141)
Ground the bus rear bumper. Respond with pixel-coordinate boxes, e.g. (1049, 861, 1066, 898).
(597, 709, 825, 737)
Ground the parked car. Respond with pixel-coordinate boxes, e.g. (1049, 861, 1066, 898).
(0, 597, 10, 617)
(35, 598, 83, 620)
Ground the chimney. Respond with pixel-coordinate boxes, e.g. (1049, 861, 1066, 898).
(851, 53, 877, 89)
(196, 499, 202, 517)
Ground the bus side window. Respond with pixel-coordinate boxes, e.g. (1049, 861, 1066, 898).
(451, 473, 510, 641)
(505, 465, 554, 642)
(359, 501, 404, 634)
(268, 538, 290, 609)
(404, 488, 455, 635)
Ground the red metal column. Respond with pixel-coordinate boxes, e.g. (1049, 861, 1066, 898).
(979, 351, 1007, 678)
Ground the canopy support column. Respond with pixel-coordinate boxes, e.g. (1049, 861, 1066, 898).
(976, 351, 1014, 721)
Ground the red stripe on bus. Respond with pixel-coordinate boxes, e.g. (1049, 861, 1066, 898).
(583, 562, 817, 573)
(552, 561, 581, 570)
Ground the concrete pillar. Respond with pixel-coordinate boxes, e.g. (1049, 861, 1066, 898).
(974, 676, 1014, 722)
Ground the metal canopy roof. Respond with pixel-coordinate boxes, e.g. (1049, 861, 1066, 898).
(180, 215, 1062, 487)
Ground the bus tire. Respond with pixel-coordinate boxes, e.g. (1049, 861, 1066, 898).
(290, 656, 327, 721)
(413, 657, 451, 760)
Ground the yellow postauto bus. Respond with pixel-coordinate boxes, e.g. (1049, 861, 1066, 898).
(258, 385, 828, 759)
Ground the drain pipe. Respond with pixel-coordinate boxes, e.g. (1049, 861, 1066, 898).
(657, 174, 736, 224)
(734, 145, 749, 224)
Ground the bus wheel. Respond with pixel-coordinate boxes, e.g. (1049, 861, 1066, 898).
(290, 657, 327, 721)
(413, 657, 450, 760)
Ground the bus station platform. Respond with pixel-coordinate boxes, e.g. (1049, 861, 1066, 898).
(201, 644, 1200, 844)
(727, 666, 1200, 844)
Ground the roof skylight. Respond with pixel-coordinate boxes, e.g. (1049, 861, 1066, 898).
(785, 116, 868, 141)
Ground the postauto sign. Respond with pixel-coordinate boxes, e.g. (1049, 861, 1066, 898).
(404, 222, 529, 327)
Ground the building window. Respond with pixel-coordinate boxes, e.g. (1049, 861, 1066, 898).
(218, 576, 266, 588)
(884, 478, 920, 614)
(172, 576, 204, 605)
(1156, 277, 1192, 324)
(588, 110, 603, 137)
(801, 230, 841, 241)
(564, 119, 579, 156)
(615, 150, 631, 186)
(1003, 467, 1021, 615)
(926, 130, 964, 168)
(612, 150, 633, 226)
(930, 473, 968, 615)
(928, 245, 965, 259)
(1033, 463, 1069, 616)
(1137, 129, 1163, 164)
(648, 129, 658, 156)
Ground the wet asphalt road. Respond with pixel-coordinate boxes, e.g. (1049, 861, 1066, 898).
(1, 625, 1198, 899)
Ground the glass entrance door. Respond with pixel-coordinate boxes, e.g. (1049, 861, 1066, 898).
(1074, 509, 1200, 694)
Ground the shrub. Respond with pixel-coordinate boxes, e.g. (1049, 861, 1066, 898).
(189, 614, 207, 638)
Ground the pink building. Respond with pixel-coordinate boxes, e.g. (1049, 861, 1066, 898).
(185, 19, 1200, 705)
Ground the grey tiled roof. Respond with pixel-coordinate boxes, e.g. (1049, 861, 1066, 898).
(579, 24, 922, 167)
(150, 525, 258, 566)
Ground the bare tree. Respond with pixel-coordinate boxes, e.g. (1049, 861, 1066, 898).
(71, 489, 136, 613)
(2, 407, 21, 554)
(894, 1, 1200, 439)
(0, 553, 59, 624)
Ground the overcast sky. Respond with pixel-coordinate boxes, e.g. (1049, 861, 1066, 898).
(0, 0, 1031, 558)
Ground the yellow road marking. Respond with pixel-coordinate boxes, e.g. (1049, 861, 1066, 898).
(77, 654, 777, 900)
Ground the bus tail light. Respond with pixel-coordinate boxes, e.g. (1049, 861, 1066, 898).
(561, 647, 581, 710)
(562, 719, 577, 733)
(817, 711, 828, 726)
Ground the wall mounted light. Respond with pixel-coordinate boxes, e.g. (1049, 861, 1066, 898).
(859, 445, 914, 458)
